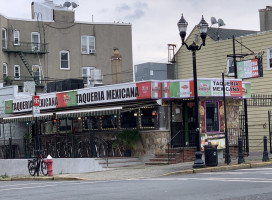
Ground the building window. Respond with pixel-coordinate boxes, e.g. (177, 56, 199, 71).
(227, 58, 235, 76)
(3, 63, 8, 79)
(2, 28, 7, 49)
(81, 35, 96, 54)
(13, 30, 20, 45)
(32, 65, 41, 84)
(31, 32, 40, 51)
(59, 119, 72, 132)
(140, 107, 157, 128)
(121, 110, 137, 128)
(83, 116, 99, 130)
(267, 48, 272, 69)
(14, 65, 20, 80)
(101, 115, 117, 129)
(82, 66, 95, 84)
(205, 101, 219, 133)
(60, 50, 70, 70)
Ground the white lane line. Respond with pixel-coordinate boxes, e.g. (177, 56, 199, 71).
(0, 180, 82, 188)
(144, 177, 272, 183)
(0, 184, 58, 192)
(240, 168, 272, 171)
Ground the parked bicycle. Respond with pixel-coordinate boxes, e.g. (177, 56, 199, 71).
(28, 152, 48, 176)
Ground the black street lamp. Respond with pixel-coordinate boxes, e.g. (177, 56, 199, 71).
(178, 14, 208, 168)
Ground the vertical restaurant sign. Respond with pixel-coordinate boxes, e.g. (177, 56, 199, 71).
(161, 81, 170, 98)
(151, 81, 162, 98)
(237, 59, 259, 79)
(5, 81, 161, 114)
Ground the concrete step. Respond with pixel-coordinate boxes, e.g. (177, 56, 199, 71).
(145, 161, 169, 165)
(149, 157, 174, 162)
(155, 153, 178, 158)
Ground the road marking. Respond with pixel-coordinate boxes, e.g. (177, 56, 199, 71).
(240, 167, 272, 171)
(144, 177, 272, 183)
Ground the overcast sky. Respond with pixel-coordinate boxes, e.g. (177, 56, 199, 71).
(0, 0, 271, 66)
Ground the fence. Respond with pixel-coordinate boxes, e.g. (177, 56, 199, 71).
(0, 133, 125, 159)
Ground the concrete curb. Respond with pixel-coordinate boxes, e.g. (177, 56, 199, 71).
(161, 162, 272, 177)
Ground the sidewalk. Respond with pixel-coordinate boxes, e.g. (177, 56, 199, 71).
(5, 152, 272, 181)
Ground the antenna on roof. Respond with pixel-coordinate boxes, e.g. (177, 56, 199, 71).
(218, 18, 226, 27)
(63, 1, 71, 8)
(210, 17, 218, 27)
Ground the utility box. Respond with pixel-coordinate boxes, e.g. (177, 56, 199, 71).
(204, 143, 218, 167)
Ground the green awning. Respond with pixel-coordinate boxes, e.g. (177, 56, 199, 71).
(56, 107, 122, 119)
(3, 113, 53, 123)
(2, 106, 122, 123)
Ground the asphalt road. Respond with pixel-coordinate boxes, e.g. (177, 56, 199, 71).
(1, 167, 272, 200)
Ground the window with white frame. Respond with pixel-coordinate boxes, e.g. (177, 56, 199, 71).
(32, 65, 41, 84)
(2, 28, 7, 49)
(13, 30, 20, 45)
(267, 48, 272, 69)
(82, 66, 95, 84)
(3, 63, 8, 79)
(31, 32, 40, 51)
(227, 58, 235, 76)
(60, 50, 70, 70)
(81, 35, 96, 54)
(14, 65, 20, 80)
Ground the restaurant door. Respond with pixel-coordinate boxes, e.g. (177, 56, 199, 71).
(171, 101, 196, 147)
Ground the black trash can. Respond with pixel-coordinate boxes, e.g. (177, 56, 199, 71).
(204, 143, 218, 167)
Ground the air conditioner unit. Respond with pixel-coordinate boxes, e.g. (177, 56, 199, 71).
(89, 49, 96, 54)
(32, 46, 39, 51)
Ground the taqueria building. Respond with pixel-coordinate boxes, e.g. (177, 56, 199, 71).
(3, 78, 251, 160)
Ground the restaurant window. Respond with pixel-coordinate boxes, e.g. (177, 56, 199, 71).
(102, 115, 117, 129)
(140, 107, 157, 128)
(73, 118, 83, 133)
(205, 101, 219, 132)
(84, 116, 99, 130)
(120, 110, 137, 129)
(59, 119, 72, 132)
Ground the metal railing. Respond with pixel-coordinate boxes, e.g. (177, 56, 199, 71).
(167, 130, 197, 164)
(0, 133, 121, 162)
(2, 41, 48, 54)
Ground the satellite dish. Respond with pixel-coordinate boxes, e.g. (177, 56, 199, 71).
(218, 18, 226, 27)
(63, 1, 71, 8)
(210, 17, 217, 26)
(71, 2, 79, 8)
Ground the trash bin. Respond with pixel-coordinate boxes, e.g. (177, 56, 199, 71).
(204, 143, 218, 166)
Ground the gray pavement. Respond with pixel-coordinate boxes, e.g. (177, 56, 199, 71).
(3, 152, 272, 181)
(52, 152, 272, 181)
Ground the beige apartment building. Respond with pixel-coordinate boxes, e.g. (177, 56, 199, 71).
(175, 6, 272, 152)
(0, 0, 133, 91)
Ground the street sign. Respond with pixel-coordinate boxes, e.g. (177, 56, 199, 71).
(33, 95, 40, 117)
(33, 96, 40, 107)
(33, 106, 40, 117)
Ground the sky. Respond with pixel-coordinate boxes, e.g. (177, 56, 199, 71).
(0, 0, 271, 66)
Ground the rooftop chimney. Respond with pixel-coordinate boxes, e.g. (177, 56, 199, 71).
(259, 6, 272, 31)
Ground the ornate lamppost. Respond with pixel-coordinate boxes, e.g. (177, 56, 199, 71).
(177, 14, 208, 168)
